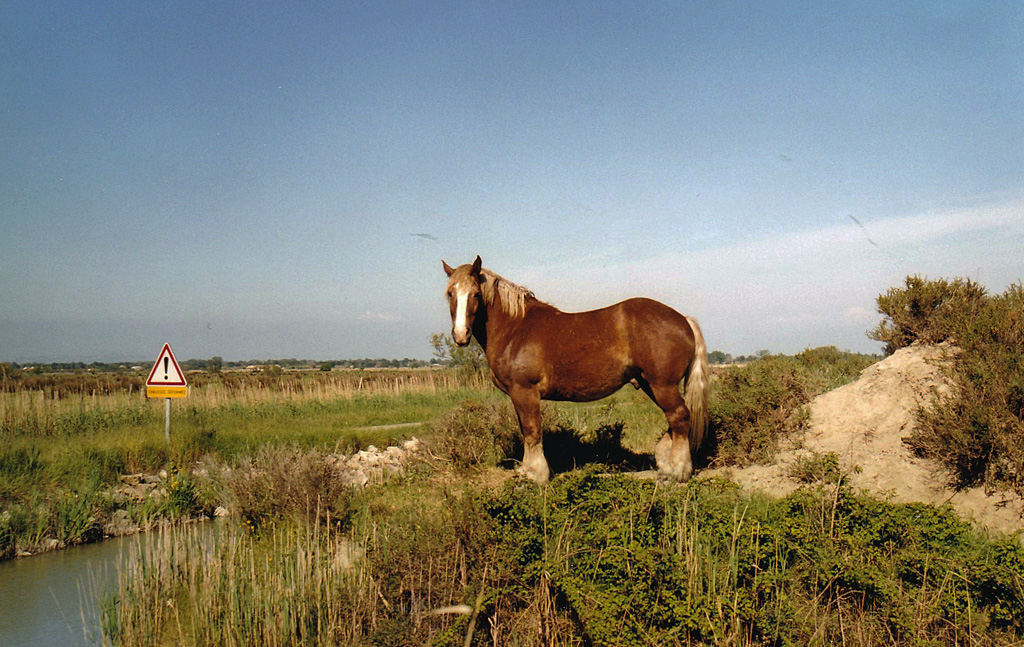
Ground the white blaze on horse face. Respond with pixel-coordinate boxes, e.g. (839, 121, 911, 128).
(452, 286, 472, 345)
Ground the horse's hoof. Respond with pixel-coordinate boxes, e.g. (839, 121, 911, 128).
(655, 464, 693, 484)
(513, 464, 549, 485)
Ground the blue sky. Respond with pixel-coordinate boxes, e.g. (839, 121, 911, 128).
(2, 1, 1022, 362)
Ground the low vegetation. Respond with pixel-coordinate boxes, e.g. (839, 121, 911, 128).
(101, 461, 1024, 646)
(0, 337, 887, 565)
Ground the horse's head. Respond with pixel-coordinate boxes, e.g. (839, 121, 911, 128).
(442, 255, 484, 346)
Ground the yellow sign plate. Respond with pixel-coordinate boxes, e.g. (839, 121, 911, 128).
(147, 386, 189, 399)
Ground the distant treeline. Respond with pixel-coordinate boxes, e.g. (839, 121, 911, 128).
(0, 357, 442, 377)
(708, 349, 772, 364)
(3, 351, 764, 378)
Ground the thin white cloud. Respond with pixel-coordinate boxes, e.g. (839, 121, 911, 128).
(866, 203, 1024, 246)
(514, 200, 1024, 354)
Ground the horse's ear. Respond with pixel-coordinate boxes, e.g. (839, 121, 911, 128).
(471, 255, 482, 276)
(443, 260, 455, 277)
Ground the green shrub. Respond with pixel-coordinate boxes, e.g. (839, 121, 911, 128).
(481, 470, 1024, 646)
(51, 488, 102, 545)
(787, 451, 843, 484)
(869, 275, 988, 355)
(875, 277, 1024, 495)
(0, 512, 15, 560)
(163, 473, 203, 518)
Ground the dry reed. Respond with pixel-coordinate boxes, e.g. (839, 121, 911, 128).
(1, 369, 485, 439)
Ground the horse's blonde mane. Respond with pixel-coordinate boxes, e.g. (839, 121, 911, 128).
(480, 269, 537, 319)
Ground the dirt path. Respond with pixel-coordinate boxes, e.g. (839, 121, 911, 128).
(704, 342, 1024, 535)
(353, 421, 429, 432)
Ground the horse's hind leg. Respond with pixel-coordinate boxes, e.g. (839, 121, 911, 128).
(509, 387, 551, 484)
(640, 380, 694, 482)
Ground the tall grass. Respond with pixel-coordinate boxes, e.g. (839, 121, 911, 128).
(99, 466, 1024, 646)
(0, 368, 477, 439)
(103, 517, 365, 647)
(101, 481, 487, 646)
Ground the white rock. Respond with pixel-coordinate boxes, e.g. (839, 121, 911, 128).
(349, 469, 369, 488)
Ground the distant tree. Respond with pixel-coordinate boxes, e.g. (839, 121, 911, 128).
(319, 361, 335, 372)
(430, 333, 487, 380)
(707, 350, 732, 364)
(208, 356, 223, 373)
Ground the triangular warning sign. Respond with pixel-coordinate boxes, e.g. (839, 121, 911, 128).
(146, 343, 188, 387)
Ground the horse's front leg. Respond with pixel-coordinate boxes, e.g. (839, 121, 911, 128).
(509, 386, 550, 484)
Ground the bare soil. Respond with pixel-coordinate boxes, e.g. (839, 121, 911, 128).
(705, 341, 1024, 535)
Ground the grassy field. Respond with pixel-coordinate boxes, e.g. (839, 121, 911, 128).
(99, 462, 1024, 646)
(0, 348, 876, 562)
(0, 369, 494, 557)
(3, 326, 1023, 644)
(0, 364, 685, 557)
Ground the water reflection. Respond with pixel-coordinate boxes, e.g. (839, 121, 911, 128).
(0, 521, 222, 647)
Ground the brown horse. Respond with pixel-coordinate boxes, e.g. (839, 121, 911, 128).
(442, 255, 709, 483)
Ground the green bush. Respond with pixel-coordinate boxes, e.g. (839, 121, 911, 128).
(869, 275, 988, 355)
(51, 488, 102, 545)
(479, 470, 1024, 646)
(787, 451, 843, 484)
(874, 277, 1024, 495)
(0, 512, 15, 560)
(163, 473, 203, 518)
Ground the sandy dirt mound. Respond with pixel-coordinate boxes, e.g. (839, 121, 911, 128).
(708, 342, 1024, 535)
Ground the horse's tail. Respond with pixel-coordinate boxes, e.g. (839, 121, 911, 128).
(683, 316, 709, 454)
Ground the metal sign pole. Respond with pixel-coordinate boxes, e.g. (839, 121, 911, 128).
(165, 397, 171, 443)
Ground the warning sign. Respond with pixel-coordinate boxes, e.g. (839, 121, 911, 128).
(146, 344, 188, 398)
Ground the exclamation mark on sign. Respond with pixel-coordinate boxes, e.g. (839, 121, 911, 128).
(164, 357, 169, 380)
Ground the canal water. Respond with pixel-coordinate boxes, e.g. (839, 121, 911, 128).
(0, 522, 222, 647)
(0, 538, 123, 646)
